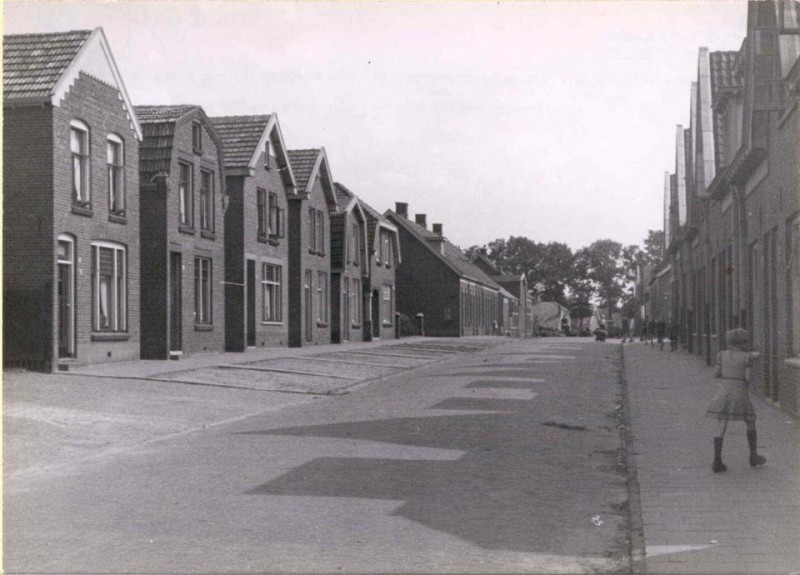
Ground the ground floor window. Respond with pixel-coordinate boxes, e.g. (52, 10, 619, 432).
(789, 216, 800, 356)
(262, 263, 282, 322)
(92, 242, 127, 332)
(317, 271, 328, 323)
(382, 284, 393, 325)
(195, 257, 212, 325)
(351, 278, 361, 325)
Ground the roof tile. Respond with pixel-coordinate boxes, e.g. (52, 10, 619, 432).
(210, 115, 271, 169)
(3, 29, 92, 101)
(287, 149, 319, 191)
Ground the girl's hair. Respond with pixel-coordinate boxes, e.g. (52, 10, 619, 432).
(725, 328, 749, 347)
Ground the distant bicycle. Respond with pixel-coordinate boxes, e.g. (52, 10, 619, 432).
(594, 329, 607, 342)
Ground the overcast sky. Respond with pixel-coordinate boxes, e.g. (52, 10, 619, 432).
(5, 1, 747, 252)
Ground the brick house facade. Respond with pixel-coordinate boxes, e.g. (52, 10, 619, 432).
(359, 197, 401, 341)
(386, 203, 500, 337)
(3, 28, 142, 371)
(211, 114, 296, 351)
(658, 1, 800, 416)
(286, 149, 337, 347)
(330, 183, 368, 343)
(135, 105, 226, 359)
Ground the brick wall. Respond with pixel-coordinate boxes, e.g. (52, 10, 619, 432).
(369, 228, 397, 340)
(287, 174, 332, 347)
(3, 105, 54, 368)
(392, 221, 460, 337)
(225, 147, 291, 351)
(52, 74, 141, 366)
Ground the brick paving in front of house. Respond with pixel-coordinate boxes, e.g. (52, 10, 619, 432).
(624, 342, 800, 575)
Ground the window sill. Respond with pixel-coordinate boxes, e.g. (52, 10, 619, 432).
(351, 323, 362, 329)
(108, 213, 127, 225)
(268, 237, 281, 246)
(193, 148, 203, 156)
(71, 204, 94, 217)
(308, 249, 318, 255)
(262, 321, 284, 326)
(382, 321, 393, 327)
(785, 358, 800, 369)
(179, 224, 196, 236)
(91, 332, 130, 342)
(257, 235, 268, 244)
(194, 323, 213, 332)
(317, 322, 329, 328)
(200, 230, 216, 240)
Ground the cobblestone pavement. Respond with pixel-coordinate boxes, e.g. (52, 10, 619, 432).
(623, 342, 800, 575)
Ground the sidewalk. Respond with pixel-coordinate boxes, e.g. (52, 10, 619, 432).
(623, 342, 800, 575)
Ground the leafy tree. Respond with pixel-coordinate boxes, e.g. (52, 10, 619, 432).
(575, 239, 626, 311)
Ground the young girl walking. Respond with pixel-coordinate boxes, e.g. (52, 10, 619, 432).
(706, 328, 766, 473)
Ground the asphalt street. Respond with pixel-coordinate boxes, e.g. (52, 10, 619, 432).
(4, 338, 631, 574)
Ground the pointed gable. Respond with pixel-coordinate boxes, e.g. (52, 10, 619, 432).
(135, 105, 226, 186)
(288, 148, 337, 210)
(211, 114, 297, 189)
(3, 27, 141, 139)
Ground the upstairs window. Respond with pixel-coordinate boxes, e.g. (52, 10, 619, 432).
(351, 223, 360, 265)
(71, 120, 90, 206)
(192, 123, 203, 153)
(107, 135, 125, 215)
(257, 188, 267, 239)
(268, 192, 283, 238)
(199, 169, 214, 232)
(317, 271, 328, 323)
(308, 208, 317, 253)
(382, 285, 393, 325)
(264, 139, 272, 170)
(178, 162, 193, 227)
(316, 209, 325, 254)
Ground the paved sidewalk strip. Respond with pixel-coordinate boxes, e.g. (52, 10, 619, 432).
(623, 342, 800, 575)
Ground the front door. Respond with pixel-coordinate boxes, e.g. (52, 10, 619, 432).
(170, 252, 183, 353)
(372, 289, 380, 338)
(247, 259, 256, 347)
(57, 236, 75, 358)
(304, 270, 313, 342)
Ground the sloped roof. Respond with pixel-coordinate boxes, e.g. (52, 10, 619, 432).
(359, 196, 394, 250)
(709, 51, 741, 97)
(287, 149, 319, 191)
(136, 105, 199, 124)
(389, 212, 499, 289)
(210, 115, 271, 169)
(334, 182, 355, 207)
(3, 29, 91, 102)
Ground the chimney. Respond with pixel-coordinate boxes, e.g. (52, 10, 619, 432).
(415, 214, 427, 229)
(395, 202, 408, 219)
(432, 223, 443, 236)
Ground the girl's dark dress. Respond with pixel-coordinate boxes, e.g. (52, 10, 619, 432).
(706, 349, 756, 421)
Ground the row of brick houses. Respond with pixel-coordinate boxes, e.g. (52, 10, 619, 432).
(642, 1, 800, 417)
(3, 26, 528, 372)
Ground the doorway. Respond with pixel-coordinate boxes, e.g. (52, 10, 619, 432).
(170, 252, 183, 353)
(247, 259, 256, 347)
(372, 289, 380, 338)
(57, 235, 75, 358)
(342, 277, 350, 342)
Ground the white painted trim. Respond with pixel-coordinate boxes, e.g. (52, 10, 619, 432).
(52, 28, 142, 141)
(106, 133, 123, 145)
(247, 114, 297, 188)
(656, 264, 672, 278)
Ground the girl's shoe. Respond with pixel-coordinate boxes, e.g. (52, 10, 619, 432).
(713, 437, 727, 473)
(747, 429, 766, 467)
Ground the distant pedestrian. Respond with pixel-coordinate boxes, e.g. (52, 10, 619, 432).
(641, 319, 649, 343)
(706, 328, 766, 473)
(621, 317, 631, 343)
(669, 321, 679, 352)
(656, 320, 666, 350)
(647, 319, 656, 346)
